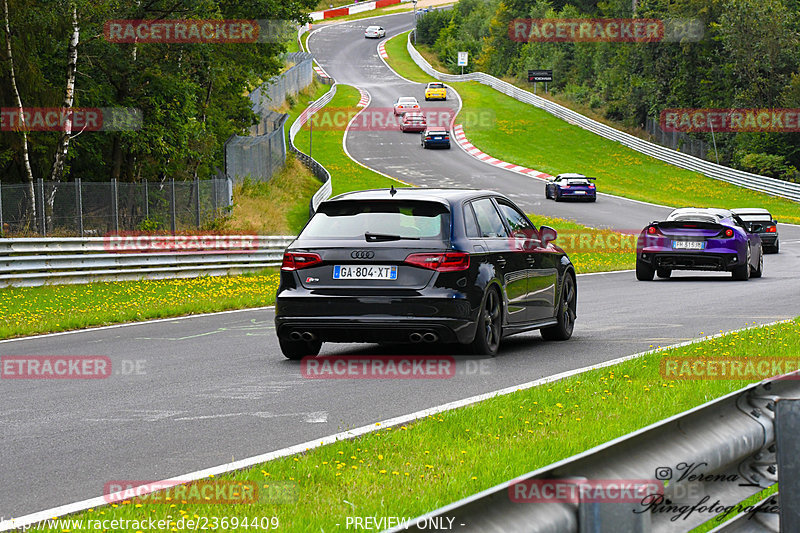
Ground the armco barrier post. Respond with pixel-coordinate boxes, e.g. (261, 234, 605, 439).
(75, 178, 84, 236)
(776, 399, 800, 532)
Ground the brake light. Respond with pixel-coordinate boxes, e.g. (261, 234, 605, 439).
(404, 252, 470, 272)
(647, 226, 658, 235)
(588, 184, 595, 188)
(444, 135, 449, 140)
(561, 185, 570, 189)
(767, 225, 777, 233)
(281, 252, 322, 271)
(425, 136, 432, 140)
(723, 228, 734, 238)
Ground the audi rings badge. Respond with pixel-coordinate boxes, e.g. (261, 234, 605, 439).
(350, 250, 375, 259)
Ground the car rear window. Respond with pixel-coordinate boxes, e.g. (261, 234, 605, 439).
(668, 214, 720, 224)
(302, 200, 450, 240)
(739, 214, 772, 222)
(565, 179, 590, 185)
(428, 83, 444, 88)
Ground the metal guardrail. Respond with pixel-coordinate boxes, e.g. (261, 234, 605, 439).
(406, 34, 800, 203)
(390, 375, 800, 532)
(286, 38, 338, 215)
(0, 235, 295, 287)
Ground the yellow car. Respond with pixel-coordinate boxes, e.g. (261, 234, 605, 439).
(424, 82, 447, 101)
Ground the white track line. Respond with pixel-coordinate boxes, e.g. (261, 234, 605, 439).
(2, 317, 791, 532)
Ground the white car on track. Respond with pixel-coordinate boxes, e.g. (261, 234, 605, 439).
(364, 26, 386, 39)
(393, 96, 420, 115)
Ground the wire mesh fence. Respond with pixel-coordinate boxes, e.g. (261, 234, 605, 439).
(225, 113, 288, 183)
(645, 117, 709, 160)
(0, 178, 232, 237)
(224, 53, 314, 184)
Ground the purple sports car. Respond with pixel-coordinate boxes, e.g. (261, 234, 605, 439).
(636, 208, 763, 281)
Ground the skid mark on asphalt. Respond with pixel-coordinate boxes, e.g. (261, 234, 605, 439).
(85, 409, 328, 424)
(197, 382, 306, 400)
(132, 319, 272, 341)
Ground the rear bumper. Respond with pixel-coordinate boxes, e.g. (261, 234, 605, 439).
(638, 251, 742, 272)
(557, 190, 596, 199)
(425, 93, 446, 100)
(424, 139, 451, 147)
(759, 234, 778, 247)
(275, 292, 477, 344)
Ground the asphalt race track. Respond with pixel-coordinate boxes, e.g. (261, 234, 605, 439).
(2, 11, 800, 522)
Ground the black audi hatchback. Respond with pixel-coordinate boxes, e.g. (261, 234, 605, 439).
(275, 188, 577, 359)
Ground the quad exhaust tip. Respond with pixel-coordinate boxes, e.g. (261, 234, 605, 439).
(409, 332, 438, 343)
(289, 331, 316, 342)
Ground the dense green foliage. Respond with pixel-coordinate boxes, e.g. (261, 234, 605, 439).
(0, 0, 315, 184)
(416, 0, 800, 180)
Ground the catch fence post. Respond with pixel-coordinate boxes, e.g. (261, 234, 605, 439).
(170, 178, 176, 234)
(76, 178, 83, 236)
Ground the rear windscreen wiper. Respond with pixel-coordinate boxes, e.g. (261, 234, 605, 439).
(365, 232, 421, 242)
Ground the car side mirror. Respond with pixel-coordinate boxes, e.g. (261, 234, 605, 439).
(539, 225, 558, 246)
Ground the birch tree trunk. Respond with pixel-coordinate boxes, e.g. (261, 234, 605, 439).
(49, 3, 79, 183)
(2, 0, 36, 225)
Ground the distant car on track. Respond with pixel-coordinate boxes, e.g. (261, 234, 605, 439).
(400, 113, 427, 132)
(636, 208, 763, 281)
(731, 208, 779, 253)
(545, 173, 596, 202)
(424, 82, 447, 101)
(421, 128, 451, 149)
(275, 188, 577, 358)
(364, 26, 386, 39)
(393, 96, 420, 115)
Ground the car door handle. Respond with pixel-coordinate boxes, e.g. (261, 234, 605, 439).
(496, 257, 507, 267)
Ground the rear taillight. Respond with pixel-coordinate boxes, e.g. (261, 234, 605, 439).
(767, 225, 777, 233)
(647, 226, 659, 235)
(444, 136, 449, 140)
(588, 184, 595, 188)
(425, 136, 432, 140)
(404, 252, 470, 272)
(723, 228, 734, 238)
(561, 185, 570, 189)
(281, 252, 322, 271)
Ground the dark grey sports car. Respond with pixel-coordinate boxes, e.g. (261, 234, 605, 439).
(275, 188, 577, 359)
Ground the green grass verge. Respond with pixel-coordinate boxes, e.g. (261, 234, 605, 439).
(528, 214, 635, 273)
(39, 318, 798, 531)
(292, 83, 404, 195)
(383, 31, 800, 224)
(0, 270, 280, 340)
